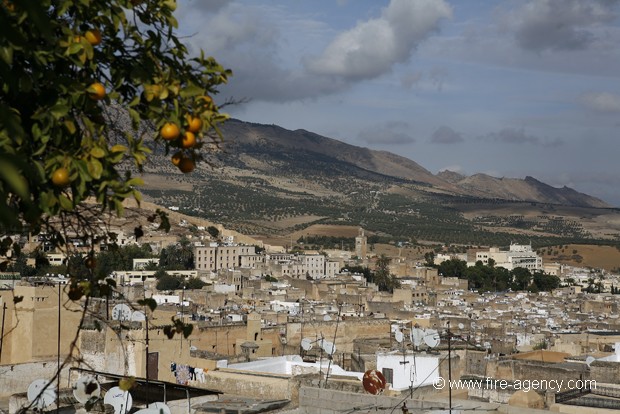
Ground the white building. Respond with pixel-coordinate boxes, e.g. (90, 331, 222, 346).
(194, 243, 256, 271)
(376, 351, 440, 391)
(474, 243, 542, 271)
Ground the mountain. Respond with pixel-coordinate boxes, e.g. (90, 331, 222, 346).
(140, 118, 618, 245)
(218, 119, 607, 208)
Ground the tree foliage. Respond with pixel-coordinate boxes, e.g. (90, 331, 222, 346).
(159, 237, 194, 270)
(373, 254, 401, 293)
(0, 0, 231, 250)
(156, 272, 180, 291)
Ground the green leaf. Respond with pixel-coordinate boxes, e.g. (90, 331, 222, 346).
(0, 47, 13, 65)
(87, 159, 103, 179)
(90, 147, 105, 158)
(180, 83, 202, 98)
(50, 103, 70, 119)
(59, 195, 74, 211)
(0, 156, 29, 199)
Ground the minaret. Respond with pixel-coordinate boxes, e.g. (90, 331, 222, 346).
(355, 228, 367, 259)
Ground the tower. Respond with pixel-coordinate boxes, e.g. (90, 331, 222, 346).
(355, 228, 367, 259)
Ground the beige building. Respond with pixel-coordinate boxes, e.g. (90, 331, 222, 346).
(355, 228, 367, 259)
(194, 243, 256, 271)
(0, 285, 83, 365)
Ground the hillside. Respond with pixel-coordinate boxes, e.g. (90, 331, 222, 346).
(138, 119, 620, 247)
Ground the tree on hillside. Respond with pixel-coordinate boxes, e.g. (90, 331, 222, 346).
(159, 237, 194, 270)
(0, 0, 230, 397)
(156, 272, 181, 291)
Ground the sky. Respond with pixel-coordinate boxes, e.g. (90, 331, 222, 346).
(176, 0, 620, 206)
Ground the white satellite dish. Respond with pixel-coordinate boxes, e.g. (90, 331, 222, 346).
(458, 323, 465, 330)
(585, 356, 596, 367)
(27, 379, 56, 409)
(395, 330, 404, 343)
(410, 328, 424, 347)
(133, 409, 159, 414)
(104, 386, 133, 414)
(301, 338, 313, 351)
(131, 311, 146, 322)
(148, 402, 172, 414)
(73, 375, 101, 404)
(112, 304, 132, 321)
(423, 329, 440, 348)
(323, 315, 332, 321)
(322, 340, 336, 355)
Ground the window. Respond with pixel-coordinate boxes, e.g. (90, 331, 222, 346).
(382, 368, 393, 386)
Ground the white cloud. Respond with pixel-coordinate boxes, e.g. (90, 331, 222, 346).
(483, 128, 564, 147)
(580, 92, 620, 112)
(305, 0, 452, 80)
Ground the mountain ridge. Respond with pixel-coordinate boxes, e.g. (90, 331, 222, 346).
(219, 119, 608, 208)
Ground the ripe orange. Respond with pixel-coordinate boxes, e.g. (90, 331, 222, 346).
(177, 157, 195, 173)
(51, 167, 70, 187)
(181, 131, 196, 148)
(171, 151, 183, 166)
(160, 122, 180, 141)
(88, 82, 106, 100)
(84, 29, 102, 46)
(185, 115, 202, 133)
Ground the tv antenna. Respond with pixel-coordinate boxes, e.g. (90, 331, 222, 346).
(301, 337, 313, 351)
(73, 375, 101, 404)
(104, 386, 133, 414)
(148, 402, 172, 414)
(424, 329, 440, 349)
(27, 379, 56, 410)
(362, 369, 386, 395)
(112, 304, 132, 321)
(131, 310, 146, 322)
(410, 327, 424, 350)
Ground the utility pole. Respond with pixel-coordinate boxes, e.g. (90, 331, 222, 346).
(447, 321, 452, 414)
(0, 302, 6, 363)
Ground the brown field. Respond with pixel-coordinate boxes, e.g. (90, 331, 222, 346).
(541, 244, 620, 271)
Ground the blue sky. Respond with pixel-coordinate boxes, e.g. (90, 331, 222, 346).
(177, 0, 620, 206)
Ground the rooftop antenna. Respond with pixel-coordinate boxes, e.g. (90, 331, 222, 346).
(147, 402, 172, 414)
(73, 375, 101, 404)
(410, 327, 424, 351)
(27, 379, 56, 410)
(112, 304, 131, 321)
(423, 329, 440, 350)
(362, 369, 387, 395)
(103, 386, 133, 414)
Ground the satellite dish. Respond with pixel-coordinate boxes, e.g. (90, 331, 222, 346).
(424, 329, 440, 348)
(112, 304, 132, 321)
(148, 402, 172, 414)
(73, 375, 101, 404)
(131, 311, 146, 322)
(362, 370, 387, 395)
(104, 386, 133, 414)
(301, 338, 313, 351)
(27, 379, 56, 409)
(411, 328, 424, 347)
(585, 356, 596, 367)
(322, 340, 336, 355)
(395, 330, 404, 343)
(133, 410, 159, 414)
(458, 323, 465, 330)
(323, 315, 332, 321)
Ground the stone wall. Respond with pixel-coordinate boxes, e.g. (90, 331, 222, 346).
(0, 360, 71, 398)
